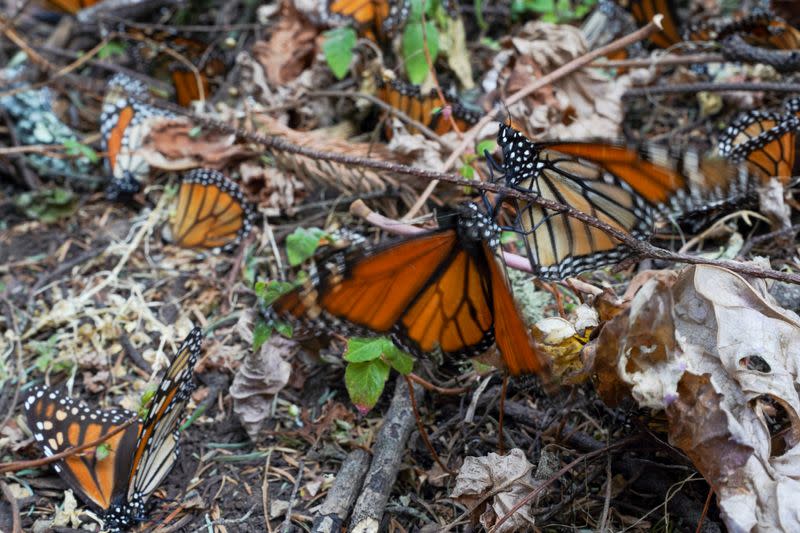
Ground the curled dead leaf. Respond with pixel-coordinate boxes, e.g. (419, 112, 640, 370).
(502, 21, 631, 139)
(252, 1, 318, 86)
(140, 117, 258, 170)
(451, 448, 537, 532)
(588, 264, 800, 531)
(230, 335, 296, 439)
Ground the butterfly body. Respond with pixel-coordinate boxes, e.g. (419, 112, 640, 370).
(25, 328, 203, 532)
(271, 202, 548, 376)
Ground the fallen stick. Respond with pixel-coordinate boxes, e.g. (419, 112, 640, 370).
(349, 378, 423, 533)
(311, 449, 371, 533)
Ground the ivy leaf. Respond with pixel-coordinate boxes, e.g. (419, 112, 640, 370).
(138, 383, 158, 419)
(254, 280, 295, 307)
(322, 27, 357, 80)
(345, 359, 390, 413)
(403, 20, 439, 84)
(382, 344, 415, 375)
(344, 337, 389, 363)
(95, 443, 111, 461)
(253, 320, 271, 351)
(286, 227, 328, 266)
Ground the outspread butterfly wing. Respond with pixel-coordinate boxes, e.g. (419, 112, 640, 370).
(127, 328, 202, 506)
(24, 387, 141, 512)
(719, 111, 799, 185)
(170, 169, 254, 252)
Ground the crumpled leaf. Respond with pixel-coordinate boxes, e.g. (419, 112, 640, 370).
(230, 335, 295, 439)
(140, 117, 258, 170)
(588, 264, 800, 532)
(758, 177, 792, 232)
(441, 16, 474, 89)
(252, 1, 318, 86)
(451, 448, 537, 532)
(49, 490, 83, 528)
(503, 21, 631, 139)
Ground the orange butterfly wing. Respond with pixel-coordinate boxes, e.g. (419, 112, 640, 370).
(171, 169, 253, 251)
(24, 387, 141, 511)
(485, 244, 549, 376)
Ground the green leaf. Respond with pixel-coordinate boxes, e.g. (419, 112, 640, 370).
(253, 320, 271, 351)
(403, 21, 439, 85)
(275, 321, 293, 338)
(95, 443, 111, 461)
(138, 383, 158, 419)
(286, 227, 328, 266)
(63, 139, 99, 163)
(476, 139, 496, 157)
(188, 126, 203, 138)
(408, 0, 429, 21)
(382, 344, 415, 375)
(254, 280, 295, 306)
(344, 337, 389, 363)
(322, 27, 357, 80)
(97, 41, 127, 60)
(460, 165, 475, 179)
(473, 0, 488, 30)
(14, 188, 79, 223)
(345, 359, 390, 413)
(180, 402, 208, 431)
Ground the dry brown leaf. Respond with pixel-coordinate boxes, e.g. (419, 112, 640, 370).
(140, 117, 258, 170)
(451, 448, 537, 532)
(589, 264, 800, 531)
(230, 336, 295, 439)
(504, 21, 631, 139)
(253, 114, 420, 214)
(252, 1, 318, 86)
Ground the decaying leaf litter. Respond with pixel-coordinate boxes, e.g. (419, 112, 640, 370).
(1, 0, 800, 532)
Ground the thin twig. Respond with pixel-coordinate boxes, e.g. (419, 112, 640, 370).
(349, 199, 800, 285)
(487, 438, 636, 533)
(406, 372, 471, 395)
(695, 486, 714, 533)
(403, 17, 663, 220)
(0, 481, 22, 533)
(624, 81, 800, 99)
(0, 417, 138, 474)
(136, 80, 800, 286)
(498, 374, 508, 455)
(281, 459, 303, 533)
(591, 53, 726, 69)
(404, 375, 455, 475)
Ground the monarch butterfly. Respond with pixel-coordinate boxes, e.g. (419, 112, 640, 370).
(620, 0, 683, 48)
(170, 56, 228, 107)
(101, 74, 174, 199)
(685, 11, 800, 50)
(44, 0, 99, 14)
(24, 327, 203, 532)
(497, 124, 750, 279)
(122, 25, 229, 107)
(376, 78, 482, 137)
(718, 110, 800, 185)
(167, 169, 255, 252)
(329, 0, 411, 41)
(270, 201, 549, 376)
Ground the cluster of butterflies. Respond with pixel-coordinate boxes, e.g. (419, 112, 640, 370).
(101, 73, 254, 252)
(616, 0, 800, 55)
(268, 102, 797, 378)
(25, 328, 203, 532)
